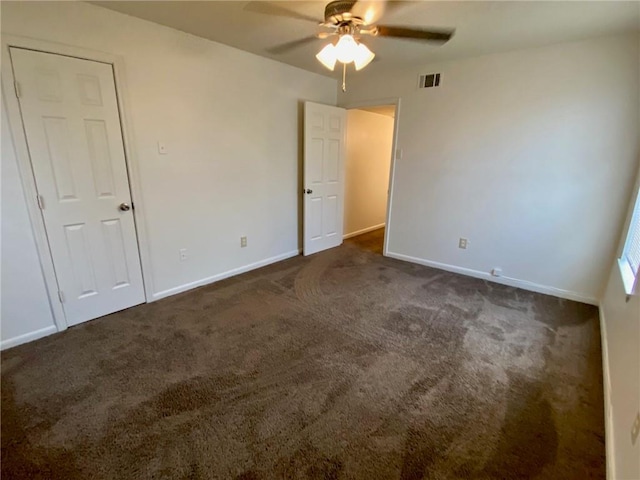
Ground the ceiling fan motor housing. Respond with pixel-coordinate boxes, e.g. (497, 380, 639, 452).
(324, 0, 360, 24)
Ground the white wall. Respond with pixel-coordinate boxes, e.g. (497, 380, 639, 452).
(344, 109, 393, 237)
(0, 1, 336, 347)
(1, 96, 57, 347)
(339, 34, 639, 303)
(601, 161, 640, 480)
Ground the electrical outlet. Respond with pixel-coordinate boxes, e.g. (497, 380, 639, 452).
(240, 236, 247, 248)
(179, 248, 188, 261)
(491, 268, 502, 277)
(458, 238, 468, 249)
(632, 411, 640, 446)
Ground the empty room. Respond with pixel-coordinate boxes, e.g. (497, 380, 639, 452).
(1, 1, 639, 478)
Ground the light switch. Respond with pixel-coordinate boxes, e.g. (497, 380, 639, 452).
(158, 141, 167, 155)
(395, 148, 403, 160)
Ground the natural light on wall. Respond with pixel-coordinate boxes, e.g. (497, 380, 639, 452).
(619, 187, 640, 296)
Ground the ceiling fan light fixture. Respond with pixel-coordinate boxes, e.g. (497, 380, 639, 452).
(316, 34, 376, 73)
(316, 43, 337, 71)
(353, 43, 375, 71)
(334, 34, 359, 63)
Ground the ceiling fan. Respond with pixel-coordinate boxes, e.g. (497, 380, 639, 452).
(248, 1, 455, 91)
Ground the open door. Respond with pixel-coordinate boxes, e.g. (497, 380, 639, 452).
(303, 101, 347, 256)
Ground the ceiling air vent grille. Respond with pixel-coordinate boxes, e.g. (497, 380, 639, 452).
(418, 73, 441, 89)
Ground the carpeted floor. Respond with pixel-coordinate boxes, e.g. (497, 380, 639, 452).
(1, 229, 605, 479)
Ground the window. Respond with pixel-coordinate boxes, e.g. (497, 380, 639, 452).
(619, 187, 640, 295)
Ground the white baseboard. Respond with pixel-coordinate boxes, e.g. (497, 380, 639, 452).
(385, 251, 599, 305)
(343, 223, 385, 239)
(152, 249, 301, 301)
(1, 251, 303, 349)
(599, 306, 616, 480)
(1, 325, 58, 351)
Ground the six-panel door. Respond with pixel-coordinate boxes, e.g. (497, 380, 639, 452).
(303, 101, 346, 256)
(10, 47, 145, 326)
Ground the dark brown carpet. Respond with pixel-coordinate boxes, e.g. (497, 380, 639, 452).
(1, 229, 605, 479)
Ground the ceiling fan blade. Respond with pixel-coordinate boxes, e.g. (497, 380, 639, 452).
(244, 1, 320, 24)
(349, 0, 388, 25)
(266, 36, 319, 55)
(350, 0, 410, 25)
(375, 25, 455, 43)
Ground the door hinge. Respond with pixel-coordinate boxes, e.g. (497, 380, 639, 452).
(37, 194, 45, 210)
(14, 81, 22, 98)
(58, 290, 65, 303)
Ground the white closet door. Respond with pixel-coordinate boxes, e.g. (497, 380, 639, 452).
(11, 47, 145, 326)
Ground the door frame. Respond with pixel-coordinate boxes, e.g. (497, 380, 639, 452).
(1, 34, 154, 332)
(341, 97, 401, 257)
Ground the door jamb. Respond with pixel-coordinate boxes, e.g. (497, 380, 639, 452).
(1, 34, 155, 332)
(340, 97, 401, 257)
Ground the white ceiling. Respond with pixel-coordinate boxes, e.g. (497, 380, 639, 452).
(92, 1, 640, 78)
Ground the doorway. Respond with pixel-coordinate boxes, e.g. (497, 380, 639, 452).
(343, 104, 396, 255)
(9, 47, 145, 327)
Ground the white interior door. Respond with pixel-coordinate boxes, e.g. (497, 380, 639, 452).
(10, 47, 145, 327)
(303, 101, 346, 255)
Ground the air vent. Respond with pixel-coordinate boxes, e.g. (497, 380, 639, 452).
(418, 73, 441, 89)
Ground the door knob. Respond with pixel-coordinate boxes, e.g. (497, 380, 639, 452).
(305, 189, 313, 194)
(119, 202, 131, 212)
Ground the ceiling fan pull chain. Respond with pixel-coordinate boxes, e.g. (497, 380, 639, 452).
(342, 62, 347, 92)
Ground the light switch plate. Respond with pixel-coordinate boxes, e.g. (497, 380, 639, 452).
(158, 142, 167, 155)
